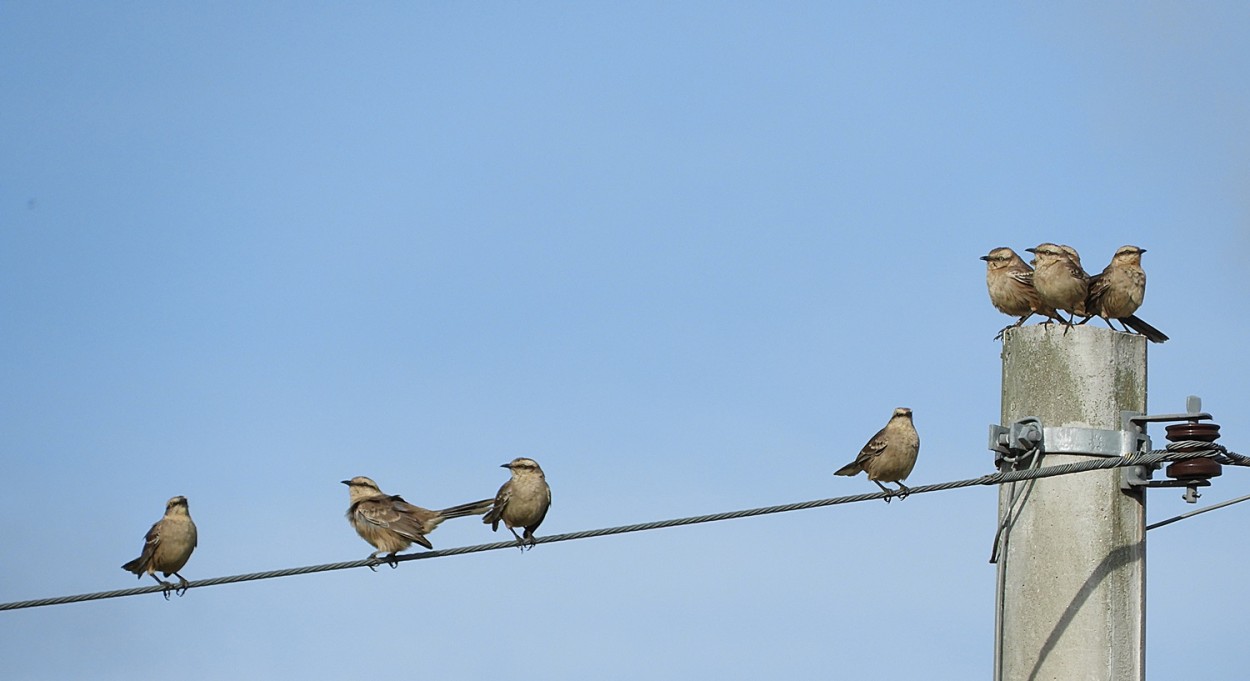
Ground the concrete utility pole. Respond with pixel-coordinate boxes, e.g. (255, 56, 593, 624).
(994, 324, 1146, 681)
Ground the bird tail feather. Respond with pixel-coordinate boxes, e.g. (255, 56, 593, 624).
(834, 462, 862, 477)
(121, 558, 145, 576)
(438, 498, 495, 519)
(1120, 315, 1168, 343)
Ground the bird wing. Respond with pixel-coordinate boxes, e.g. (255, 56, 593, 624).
(1085, 271, 1109, 312)
(355, 496, 426, 536)
(483, 485, 511, 530)
(351, 496, 436, 550)
(1007, 269, 1033, 286)
(854, 427, 891, 465)
(143, 520, 163, 548)
(122, 519, 162, 574)
(354, 497, 400, 529)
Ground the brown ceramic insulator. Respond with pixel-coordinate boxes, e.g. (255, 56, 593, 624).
(1165, 458, 1222, 480)
(1164, 420, 1222, 480)
(1164, 422, 1221, 444)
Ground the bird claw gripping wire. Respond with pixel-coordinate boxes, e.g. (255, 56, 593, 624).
(873, 481, 910, 503)
(364, 552, 401, 570)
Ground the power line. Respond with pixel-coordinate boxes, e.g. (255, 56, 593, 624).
(1146, 491, 1250, 531)
(2, 443, 1246, 613)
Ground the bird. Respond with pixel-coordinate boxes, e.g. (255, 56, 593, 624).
(342, 476, 493, 567)
(980, 247, 1061, 338)
(1026, 243, 1090, 324)
(121, 496, 198, 599)
(1084, 245, 1168, 343)
(1058, 244, 1083, 268)
(483, 457, 552, 551)
(835, 407, 921, 502)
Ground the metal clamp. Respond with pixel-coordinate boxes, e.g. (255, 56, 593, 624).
(990, 397, 1223, 503)
(988, 417, 1042, 465)
(988, 416, 1150, 466)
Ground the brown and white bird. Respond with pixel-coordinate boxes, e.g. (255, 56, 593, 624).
(483, 457, 552, 551)
(980, 247, 1061, 338)
(1027, 243, 1090, 324)
(835, 408, 921, 501)
(1084, 245, 1168, 343)
(1058, 244, 1083, 268)
(342, 476, 493, 566)
(122, 496, 198, 598)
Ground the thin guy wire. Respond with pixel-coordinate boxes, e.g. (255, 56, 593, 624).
(1146, 491, 1250, 531)
(988, 445, 1043, 564)
(2, 443, 1246, 612)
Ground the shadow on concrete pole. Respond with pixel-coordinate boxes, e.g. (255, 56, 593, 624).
(994, 324, 1146, 681)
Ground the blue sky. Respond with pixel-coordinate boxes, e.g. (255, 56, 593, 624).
(2, 3, 1247, 679)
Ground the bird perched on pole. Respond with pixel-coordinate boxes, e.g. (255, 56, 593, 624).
(484, 457, 552, 551)
(980, 247, 1061, 338)
(1026, 243, 1090, 325)
(835, 408, 921, 502)
(1084, 245, 1168, 343)
(121, 496, 198, 599)
(342, 476, 493, 567)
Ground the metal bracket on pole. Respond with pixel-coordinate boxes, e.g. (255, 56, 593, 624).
(1121, 396, 1219, 503)
(988, 417, 1042, 466)
(988, 417, 1149, 466)
(989, 396, 1222, 502)
(1118, 410, 1158, 494)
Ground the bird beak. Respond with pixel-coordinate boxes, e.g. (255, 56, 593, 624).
(979, 255, 990, 261)
(500, 463, 512, 469)
(340, 480, 351, 486)
(1139, 248, 1147, 254)
(1024, 247, 1037, 254)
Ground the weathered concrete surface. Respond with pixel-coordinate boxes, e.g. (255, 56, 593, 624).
(995, 324, 1146, 681)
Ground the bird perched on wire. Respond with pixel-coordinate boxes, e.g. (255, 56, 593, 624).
(121, 496, 198, 599)
(1084, 245, 1168, 343)
(342, 476, 493, 567)
(1026, 243, 1090, 325)
(483, 457, 552, 551)
(835, 407, 921, 502)
(980, 247, 1061, 338)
